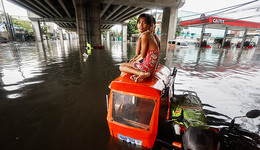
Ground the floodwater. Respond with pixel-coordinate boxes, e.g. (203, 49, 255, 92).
(0, 40, 259, 150)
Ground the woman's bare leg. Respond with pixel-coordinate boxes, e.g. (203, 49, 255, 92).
(119, 63, 142, 75)
(119, 63, 150, 82)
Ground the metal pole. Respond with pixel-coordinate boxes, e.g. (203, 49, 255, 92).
(1, 0, 7, 21)
(221, 27, 228, 48)
(199, 25, 205, 47)
(241, 29, 248, 48)
(1, 0, 12, 41)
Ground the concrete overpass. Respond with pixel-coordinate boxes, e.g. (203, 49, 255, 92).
(8, 0, 185, 52)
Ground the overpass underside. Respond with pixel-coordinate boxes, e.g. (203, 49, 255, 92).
(8, 0, 185, 53)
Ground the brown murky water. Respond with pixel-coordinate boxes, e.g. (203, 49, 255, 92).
(0, 40, 259, 149)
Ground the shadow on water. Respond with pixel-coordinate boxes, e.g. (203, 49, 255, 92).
(0, 41, 260, 149)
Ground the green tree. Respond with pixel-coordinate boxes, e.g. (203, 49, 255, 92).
(41, 25, 53, 40)
(175, 17, 183, 38)
(127, 17, 139, 39)
(11, 17, 34, 36)
(41, 25, 49, 35)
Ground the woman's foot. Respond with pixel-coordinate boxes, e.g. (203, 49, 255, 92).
(135, 72, 150, 82)
(130, 75, 138, 81)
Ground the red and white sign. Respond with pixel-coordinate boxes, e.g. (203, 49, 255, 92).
(212, 18, 225, 24)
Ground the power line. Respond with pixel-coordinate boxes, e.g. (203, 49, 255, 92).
(180, 0, 259, 18)
(223, 6, 260, 15)
(209, 0, 259, 17)
(224, 14, 260, 23)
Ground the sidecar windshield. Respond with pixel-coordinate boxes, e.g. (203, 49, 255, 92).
(112, 91, 155, 129)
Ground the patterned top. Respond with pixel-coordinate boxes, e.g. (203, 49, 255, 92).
(134, 47, 159, 74)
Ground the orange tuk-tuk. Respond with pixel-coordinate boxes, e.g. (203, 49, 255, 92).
(106, 65, 260, 150)
(106, 65, 176, 148)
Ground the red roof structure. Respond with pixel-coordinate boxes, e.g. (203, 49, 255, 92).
(180, 16, 260, 30)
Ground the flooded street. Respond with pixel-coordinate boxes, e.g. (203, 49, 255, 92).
(0, 40, 259, 149)
(166, 45, 260, 129)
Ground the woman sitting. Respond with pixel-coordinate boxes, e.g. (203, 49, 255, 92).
(119, 14, 159, 82)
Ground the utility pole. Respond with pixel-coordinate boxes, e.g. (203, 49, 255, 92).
(1, 0, 14, 41)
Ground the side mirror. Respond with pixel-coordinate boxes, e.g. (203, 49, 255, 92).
(230, 109, 260, 129)
(246, 109, 260, 118)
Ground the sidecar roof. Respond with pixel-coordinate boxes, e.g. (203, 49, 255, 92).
(110, 64, 171, 98)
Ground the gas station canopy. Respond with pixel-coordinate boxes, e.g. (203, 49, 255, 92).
(180, 16, 260, 30)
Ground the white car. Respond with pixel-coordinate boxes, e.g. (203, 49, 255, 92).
(168, 40, 189, 50)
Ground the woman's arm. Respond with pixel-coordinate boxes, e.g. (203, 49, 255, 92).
(140, 34, 149, 58)
(130, 36, 142, 63)
(136, 36, 142, 55)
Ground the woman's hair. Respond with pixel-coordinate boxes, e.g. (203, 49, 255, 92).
(137, 13, 152, 25)
(151, 16, 156, 24)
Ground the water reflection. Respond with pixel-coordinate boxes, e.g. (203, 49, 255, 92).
(110, 41, 124, 63)
(166, 45, 260, 133)
(0, 40, 79, 96)
(0, 40, 113, 149)
(0, 40, 259, 149)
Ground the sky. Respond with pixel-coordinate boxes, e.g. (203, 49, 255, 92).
(1, 0, 260, 19)
(1, 0, 260, 20)
(0, 0, 27, 16)
(179, 0, 260, 22)
(1, 0, 260, 31)
(180, 0, 250, 12)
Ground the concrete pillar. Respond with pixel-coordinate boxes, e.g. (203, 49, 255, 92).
(36, 42, 45, 54)
(161, 7, 178, 51)
(68, 33, 71, 41)
(65, 33, 69, 40)
(106, 31, 110, 49)
(106, 31, 110, 41)
(59, 29, 64, 43)
(74, 0, 87, 52)
(122, 24, 128, 42)
(68, 33, 71, 48)
(241, 29, 248, 48)
(199, 25, 205, 47)
(101, 32, 104, 42)
(221, 27, 228, 48)
(89, 0, 101, 46)
(168, 8, 178, 41)
(122, 40, 127, 58)
(59, 29, 64, 50)
(31, 21, 43, 42)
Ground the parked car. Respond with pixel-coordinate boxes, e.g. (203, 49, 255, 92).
(168, 40, 189, 50)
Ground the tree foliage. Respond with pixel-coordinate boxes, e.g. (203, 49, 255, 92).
(175, 17, 183, 37)
(41, 25, 54, 40)
(127, 17, 139, 38)
(41, 25, 50, 35)
(11, 17, 34, 35)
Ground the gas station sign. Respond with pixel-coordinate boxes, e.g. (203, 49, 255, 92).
(212, 18, 225, 24)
